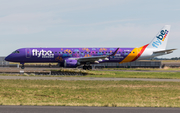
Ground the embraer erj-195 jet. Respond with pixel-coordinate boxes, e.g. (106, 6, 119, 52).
(5, 25, 176, 69)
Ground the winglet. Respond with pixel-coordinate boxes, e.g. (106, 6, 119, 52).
(110, 48, 119, 56)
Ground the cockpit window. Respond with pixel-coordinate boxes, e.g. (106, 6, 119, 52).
(12, 50, 20, 54)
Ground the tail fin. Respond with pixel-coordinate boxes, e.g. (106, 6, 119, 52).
(147, 25, 171, 50)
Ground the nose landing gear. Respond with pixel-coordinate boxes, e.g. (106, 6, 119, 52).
(20, 63, 25, 69)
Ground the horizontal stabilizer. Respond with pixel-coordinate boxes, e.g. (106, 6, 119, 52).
(153, 49, 177, 54)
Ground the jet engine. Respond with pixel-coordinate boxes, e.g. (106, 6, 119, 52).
(64, 59, 80, 68)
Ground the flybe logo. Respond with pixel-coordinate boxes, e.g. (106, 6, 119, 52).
(152, 30, 169, 48)
(32, 49, 54, 58)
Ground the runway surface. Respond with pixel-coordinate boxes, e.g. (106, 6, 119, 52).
(0, 76, 180, 81)
(0, 106, 180, 113)
(1, 67, 180, 73)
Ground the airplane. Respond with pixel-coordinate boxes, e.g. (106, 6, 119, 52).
(5, 25, 176, 70)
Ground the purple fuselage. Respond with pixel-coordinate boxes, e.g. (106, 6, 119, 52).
(5, 47, 134, 67)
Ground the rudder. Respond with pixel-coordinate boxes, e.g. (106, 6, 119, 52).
(147, 25, 171, 50)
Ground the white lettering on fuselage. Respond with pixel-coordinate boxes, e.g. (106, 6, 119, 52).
(110, 54, 124, 60)
(32, 49, 54, 58)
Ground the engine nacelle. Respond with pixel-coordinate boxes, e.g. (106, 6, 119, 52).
(64, 59, 80, 68)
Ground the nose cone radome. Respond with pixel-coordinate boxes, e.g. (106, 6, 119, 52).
(5, 55, 11, 61)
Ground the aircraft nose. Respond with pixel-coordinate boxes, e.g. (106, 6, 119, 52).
(5, 55, 11, 61)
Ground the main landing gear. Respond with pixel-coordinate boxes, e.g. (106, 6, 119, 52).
(83, 63, 92, 70)
(83, 66, 92, 70)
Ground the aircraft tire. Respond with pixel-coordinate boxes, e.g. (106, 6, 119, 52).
(21, 64, 25, 69)
(21, 66, 25, 69)
(87, 66, 92, 70)
(83, 66, 86, 70)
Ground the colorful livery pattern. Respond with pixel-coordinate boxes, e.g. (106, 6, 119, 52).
(5, 25, 175, 69)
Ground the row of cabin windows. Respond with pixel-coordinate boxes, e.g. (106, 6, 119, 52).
(55, 51, 135, 54)
(34, 51, 135, 54)
(12, 50, 135, 54)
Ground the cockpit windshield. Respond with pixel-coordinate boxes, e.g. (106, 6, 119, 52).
(12, 50, 20, 54)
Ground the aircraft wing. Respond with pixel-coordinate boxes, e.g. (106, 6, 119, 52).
(77, 56, 109, 62)
(68, 55, 109, 63)
(153, 49, 177, 54)
(69, 48, 119, 63)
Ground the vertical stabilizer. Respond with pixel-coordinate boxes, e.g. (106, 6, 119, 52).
(147, 25, 171, 50)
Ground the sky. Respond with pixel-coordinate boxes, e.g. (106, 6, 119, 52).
(0, 0, 180, 58)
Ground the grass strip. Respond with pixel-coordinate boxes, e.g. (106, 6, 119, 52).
(101, 67, 180, 71)
(0, 80, 180, 107)
(85, 71, 180, 79)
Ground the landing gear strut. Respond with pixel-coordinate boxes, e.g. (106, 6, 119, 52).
(21, 63, 25, 69)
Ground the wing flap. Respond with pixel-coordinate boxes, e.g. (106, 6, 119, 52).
(78, 56, 108, 62)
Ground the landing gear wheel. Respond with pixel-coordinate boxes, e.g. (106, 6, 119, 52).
(21, 66, 24, 69)
(83, 66, 92, 70)
(21, 64, 25, 69)
(83, 66, 87, 70)
(87, 66, 92, 70)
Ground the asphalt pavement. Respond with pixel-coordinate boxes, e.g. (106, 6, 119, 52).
(0, 106, 180, 113)
(0, 76, 180, 82)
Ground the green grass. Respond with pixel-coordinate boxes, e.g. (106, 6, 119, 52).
(101, 67, 180, 71)
(85, 71, 180, 79)
(49, 68, 180, 79)
(0, 79, 180, 107)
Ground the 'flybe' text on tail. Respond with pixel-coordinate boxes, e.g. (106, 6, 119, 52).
(147, 25, 171, 50)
